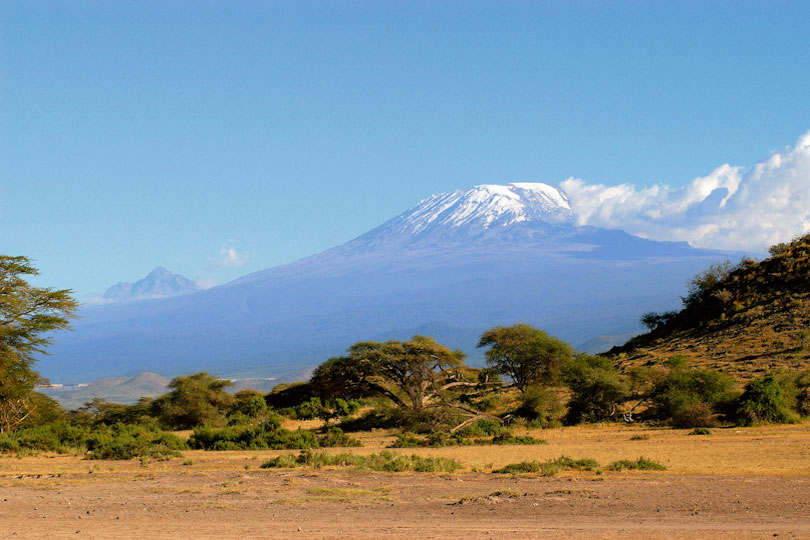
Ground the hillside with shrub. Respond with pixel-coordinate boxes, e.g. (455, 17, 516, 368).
(611, 234, 810, 381)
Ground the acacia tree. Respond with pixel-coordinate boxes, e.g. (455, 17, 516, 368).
(153, 372, 234, 429)
(477, 323, 573, 392)
(0, 256, 78, 432)
(311, 335, 500, 431)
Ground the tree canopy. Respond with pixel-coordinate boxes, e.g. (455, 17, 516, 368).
(0, 256, 78, 432)
(477, 323, 573, 392)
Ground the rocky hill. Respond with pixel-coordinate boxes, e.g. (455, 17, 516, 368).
(611, 234, 810, 380)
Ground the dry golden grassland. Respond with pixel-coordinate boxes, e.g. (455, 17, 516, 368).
(2, 421, 810, 540)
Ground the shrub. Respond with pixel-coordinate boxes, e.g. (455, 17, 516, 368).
(260, 450, 462, 472)
(0, 422, 88, 454)
(318, 427, 362, 448)
(641, 358, 738, 427)
(607, 457, 666, 471)
(489, 433, 546, 445)
(86, 424, 186, 460)
(455, 419, 508, 438)
(493, 461, 539, 474)
(390, 432, 421, 448)
(562, 354, 629, 424)
(688, 427, 712, 435)
(188, 416, 323, 451)
(494, 456, 600, 475)
(735, 375, 800, 425)
(512, 386, 565, 428)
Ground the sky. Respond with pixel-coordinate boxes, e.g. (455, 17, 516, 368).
(1, 1, 809, 300)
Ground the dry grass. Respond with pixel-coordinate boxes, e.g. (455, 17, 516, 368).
(1, 421, 809, 478)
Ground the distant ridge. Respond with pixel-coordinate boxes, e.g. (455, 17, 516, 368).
(40, 372, 170, 410)
(103, 266, 200, 302)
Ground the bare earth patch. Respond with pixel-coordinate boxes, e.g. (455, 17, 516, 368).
(2, 422, 809, 539)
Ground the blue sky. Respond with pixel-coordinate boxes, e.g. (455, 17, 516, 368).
(2, 1, 809, 299)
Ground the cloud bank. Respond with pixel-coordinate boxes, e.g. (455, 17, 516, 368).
(561, 131, 810, 251)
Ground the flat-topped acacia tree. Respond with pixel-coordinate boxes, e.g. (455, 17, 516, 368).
(0, 255, 78, 432)
(310, 335, 501, 431)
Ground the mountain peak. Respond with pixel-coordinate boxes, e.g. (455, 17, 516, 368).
(102, 267, 200, 302)
(346, 182, 573, 250)
(403, 182, 572, 233)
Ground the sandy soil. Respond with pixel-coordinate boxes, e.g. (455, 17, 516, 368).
(2, 423, 810, 539)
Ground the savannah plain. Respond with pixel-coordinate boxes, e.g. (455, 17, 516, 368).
(3, 420, 809, 540)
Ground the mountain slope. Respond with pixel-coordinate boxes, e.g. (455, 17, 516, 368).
(610, 234, 810, 379)
(42, 183, 739, 383)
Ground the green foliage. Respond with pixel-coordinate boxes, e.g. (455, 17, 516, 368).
(17, 393, 67, 428)
(85, 423, 186, 460)
(0, 421, 185, 459)
(231, 390, 268, 418)
(0, 422, 87, 454)
(489, 433, 546, 445)
(260, 450, 462, 472)
(512, 385, 565, 428)
(562, 354, 628, 424)
(265, 382, 315, 409)
(478, 324, 573, 391)
(318, 427, 362, 448)
(455, 419, 509, 438)
(640, 311, 678, 331)
(638, 358, 738, 428)
(735, 375, 800, 425)
(683, 260, 738, 308)
(607, 457, 666, 471)
(153, 372, 234, 429)
(0, 255, 78, 432)
(494, 456, 600, 475)
(188, 416, 361, 450)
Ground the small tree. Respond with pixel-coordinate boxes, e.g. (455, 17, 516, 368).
(153, 372, 233, 429)
(0, 255, 78, 432)
(477, 323, 573, 392)
(562, 354, 629, 424)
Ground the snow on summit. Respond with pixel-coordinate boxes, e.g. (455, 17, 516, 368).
(399, 182, 573, 234)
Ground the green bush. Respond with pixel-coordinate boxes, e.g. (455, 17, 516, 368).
(562, 354, 629, 424)
(318, 427, 362, 448)
(735, 375, 800, 425)
(188, 419, 321, 451)
(489, 433, 547, 445)
(494, 456, 599, 475)
(85, 424, 186, 460)
(0, 422, 88, 454)
(607, 457, 666, 471)
(512, 386, 565, 428)
(260, 450, 462, 472)
(640, 358, 738, 427)
(455, 419, 509, 438)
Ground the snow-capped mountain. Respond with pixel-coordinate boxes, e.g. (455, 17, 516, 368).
(102, 267, 200, 302)
(42, 183, 741, 383)
(386, 182, 572, 235)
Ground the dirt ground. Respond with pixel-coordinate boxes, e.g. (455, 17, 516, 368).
(2, 423, 810, 539)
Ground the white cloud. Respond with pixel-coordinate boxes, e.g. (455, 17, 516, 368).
(561, 131, 810, 251)
(218, 245, 248, 268)
(194, 242, 251, 288)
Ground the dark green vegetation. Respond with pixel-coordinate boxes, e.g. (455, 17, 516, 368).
(3, 238, 810, 461)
